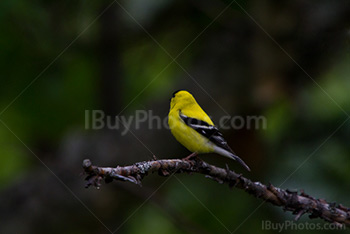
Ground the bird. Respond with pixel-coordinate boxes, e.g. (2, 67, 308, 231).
(168, 90, 250, 171)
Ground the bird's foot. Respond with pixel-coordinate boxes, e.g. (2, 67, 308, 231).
(183, 152, 197, 161)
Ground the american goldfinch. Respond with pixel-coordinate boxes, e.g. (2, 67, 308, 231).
(168, 90, 250, 171)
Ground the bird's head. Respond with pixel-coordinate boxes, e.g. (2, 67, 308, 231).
(170, 90, 196, 110)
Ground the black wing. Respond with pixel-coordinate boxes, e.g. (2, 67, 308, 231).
(180, 112, 251, 171)
(179, 112, 232, 153)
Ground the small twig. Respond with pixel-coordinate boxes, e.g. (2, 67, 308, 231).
(82, 158, 350, 228)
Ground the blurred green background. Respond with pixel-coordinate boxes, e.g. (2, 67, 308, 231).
(0, 0, 350, 233)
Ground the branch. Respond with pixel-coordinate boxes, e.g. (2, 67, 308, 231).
(82, 158, 350, 228)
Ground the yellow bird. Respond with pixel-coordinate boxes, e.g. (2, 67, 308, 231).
(168, 90, 250, 171)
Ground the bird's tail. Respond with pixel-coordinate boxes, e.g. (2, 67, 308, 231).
(229, 153, 251, 172)
(214, 146, 251, 171)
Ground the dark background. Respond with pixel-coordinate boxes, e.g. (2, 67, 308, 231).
(0, 0, 350, 233)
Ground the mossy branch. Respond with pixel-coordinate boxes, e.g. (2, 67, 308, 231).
(82, 158, 350, 228)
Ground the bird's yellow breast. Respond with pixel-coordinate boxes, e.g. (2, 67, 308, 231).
(168, 109, 215, 153)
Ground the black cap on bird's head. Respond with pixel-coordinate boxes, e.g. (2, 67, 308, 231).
(172, 89, 185, 97)
(170, 90, 196, 110)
